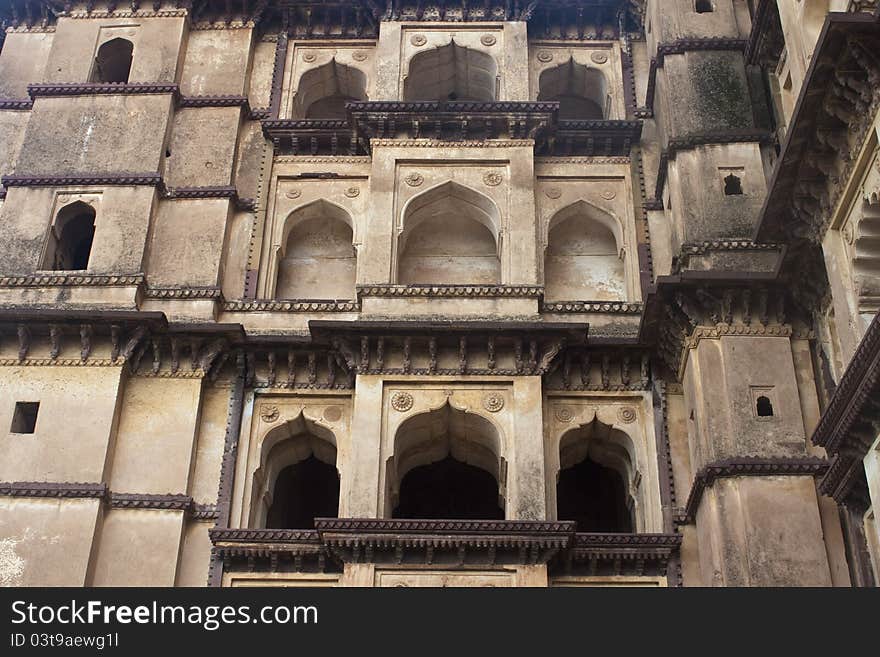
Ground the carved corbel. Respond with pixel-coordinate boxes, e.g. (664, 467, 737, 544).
(308, 352, 317, 384)
(168, 337, 180, 374)
(537, 339, 566, 376)
(151, 338, 161, 374)
(49, 325, 62, 360)
(287, 351, 297, 386)
(80, 325, 92, 362)
(121, 326, 148, 363)
(331, 337, 358, 374)
(428, 337, 438, 374)
(267, 351, 277, 387)
(110, 325, 121, 363)
(360, 337, 370, 373)
(17, 325, 30, 362)
(198, 339, 228, 375)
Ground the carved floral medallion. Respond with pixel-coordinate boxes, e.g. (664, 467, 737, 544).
(391, 392, 414, 412)
(260, 404, 280, 423)
(482, 393, 504, 413)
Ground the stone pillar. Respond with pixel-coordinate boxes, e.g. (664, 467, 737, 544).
(342, 375, 384, 517)
(509, 377, 547, 520)
(683, 332, 833, 586)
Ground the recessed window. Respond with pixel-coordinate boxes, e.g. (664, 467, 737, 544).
(724, 173, 744, 196)
(756, 396, 774, 417)
(43, 201, 96, 271)
(90, 38, 133, 84)
(11, 402, 39, 434)
(695, 0, 714, 13)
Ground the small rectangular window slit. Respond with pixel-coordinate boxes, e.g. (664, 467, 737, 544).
(11, 401, 39, 434)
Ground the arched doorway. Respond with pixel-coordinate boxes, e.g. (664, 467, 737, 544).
(252, 416, 339, 529)
(556, 418, 636, 533)
(388, 403, 505, 519)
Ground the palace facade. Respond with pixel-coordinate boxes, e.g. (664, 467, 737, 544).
(0, 0, 878, 587)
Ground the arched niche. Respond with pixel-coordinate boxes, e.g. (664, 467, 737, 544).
(537, 59, 608, 120)
(275, 200, 357, 300)
(556, 418, 638, 533)
(250, 414, 339, 529)
(398, 181, 501, 285)
(43, 201, 96, 271)
(90, 38, 134, 84)
(386, 402, 506, 519)
(544, 200, 625, 301)
(292, 59, 367, 119)
(403, 40, 498, 102)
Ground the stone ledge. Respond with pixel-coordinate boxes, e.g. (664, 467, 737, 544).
(678, 457, 830, 524)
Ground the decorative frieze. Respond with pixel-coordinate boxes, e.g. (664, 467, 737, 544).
(1, 173, 161, 187)
(0, 274, 144, 287)
(144, 287, 223, 300)
(357, 285, 543, 298)
(223, 300, 359, 312)
(28, 83, 178, 97)
(541, 301, 643, 314)
(0, 482, 107, 499)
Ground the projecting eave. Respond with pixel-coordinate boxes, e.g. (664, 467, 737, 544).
(752, 11, 880, 243)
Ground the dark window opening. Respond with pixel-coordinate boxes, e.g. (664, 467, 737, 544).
(90, 38, 133, 84)
(756, 395, 774, 417)
(11, 402, 39, 434)
(45, 202, 96, 271)
(724, 174, 744, 196)
(393, 456, 504, 520)
(557, 457, 633, 533)
(695, 0, 714, 13)
(537, 59, 607, 121)
(265, 455, 339, 529)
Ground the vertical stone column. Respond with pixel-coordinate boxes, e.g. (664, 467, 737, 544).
(683, 333, 833, 586)
(509, 377, 547, 520)
(342, 375, 384, 518)
(374, 22, 403, 101)
(360, 146, 396, 285)
(506, 145, 540, 286)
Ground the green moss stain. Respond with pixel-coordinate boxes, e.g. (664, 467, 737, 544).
(690, 54, 753, 130)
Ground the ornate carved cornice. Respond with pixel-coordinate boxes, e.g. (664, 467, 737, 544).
(28, 83, 178, 97)
(0, 273, 144, 287)
(144, 287, 223, 300)
(679, 457, 830, 524)
(651, 283, 801, 380)
(223, 300, 359, 312)
(178, 95, 250, 109)
(0, 482, 219, 517)
(109, 493, 193, 511)
(357, 285, 544, 299)
(541, 301, 643, 314)
(755, 13, 880, 243)
(544, 348, 652, 391)
(1, 173, 162, 187)
(211, 519, 679, 575)
(0, 482, 107, 499)
(0, 99, 33, 110)
(161, 185, 238, 200)
(813, 312, 880, 504)
(369, 139, 534, 149)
